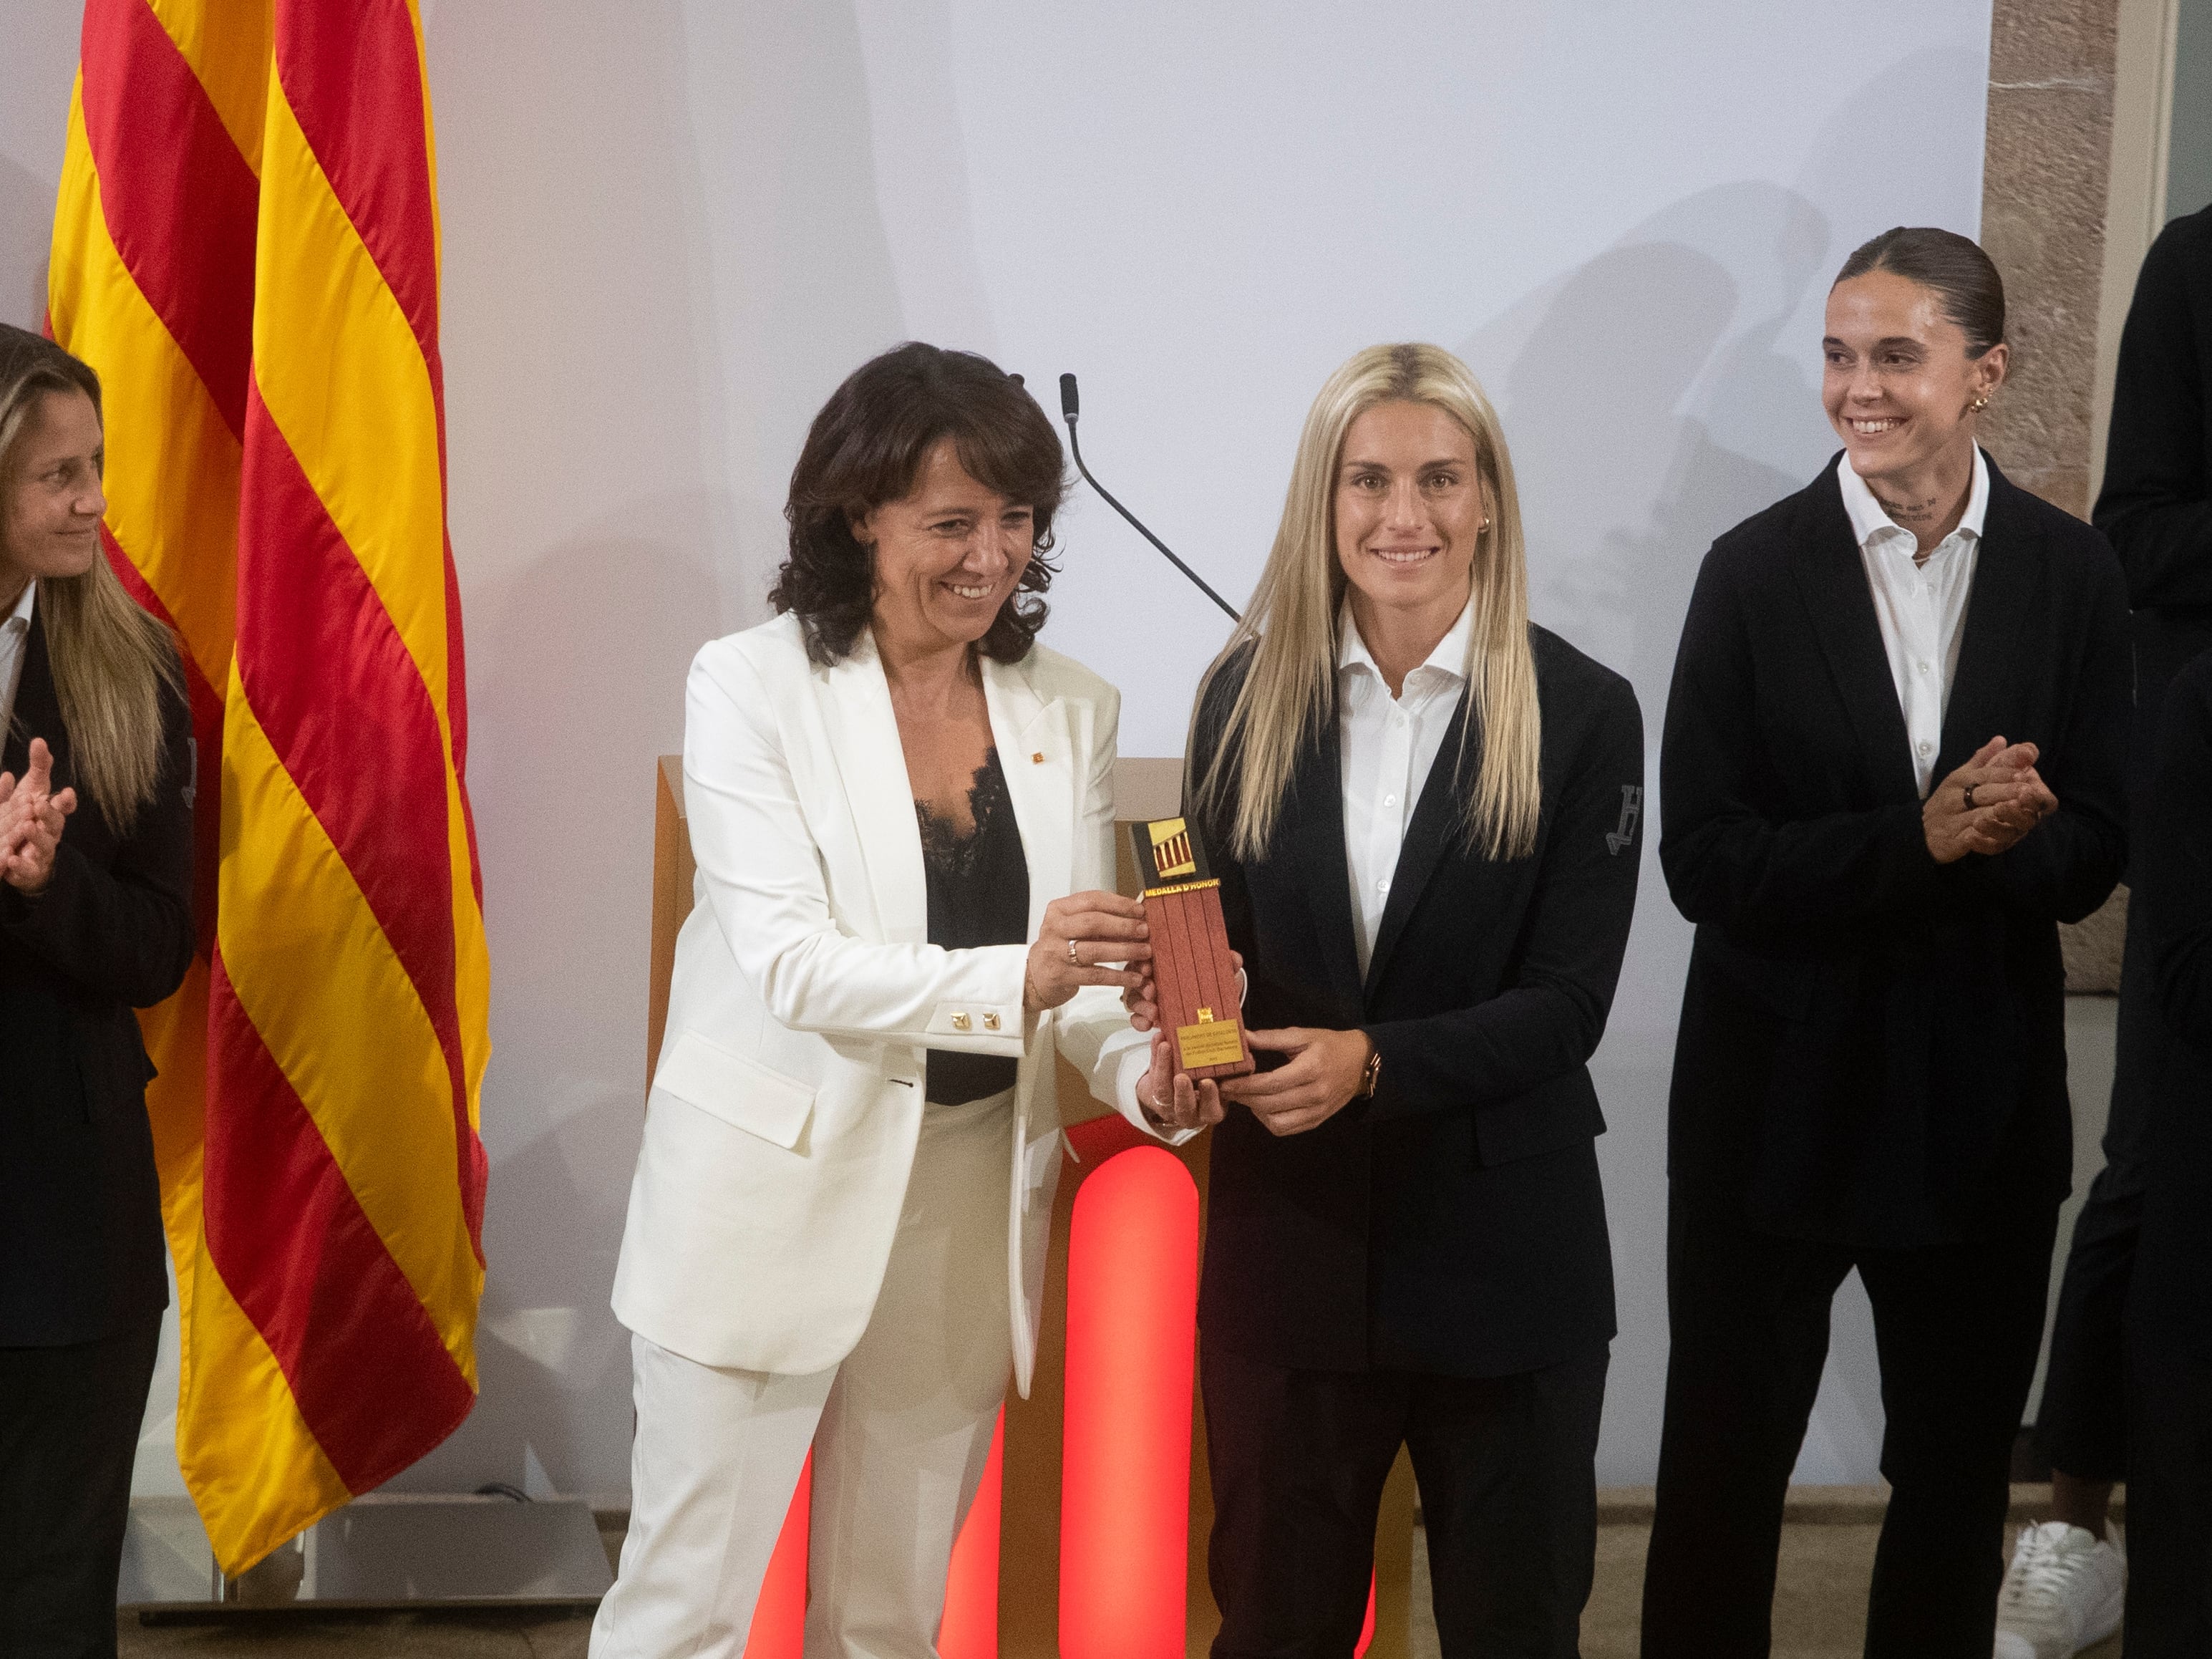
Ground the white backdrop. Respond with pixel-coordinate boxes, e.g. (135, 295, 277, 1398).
(2, 0, 1994, 1497)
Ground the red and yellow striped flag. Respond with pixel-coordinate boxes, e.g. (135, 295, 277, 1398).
(47, 0, 489, 1574)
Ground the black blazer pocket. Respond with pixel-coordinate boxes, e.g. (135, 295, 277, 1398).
(74, 1008, 155, 1126)
(1472, 1070, 1608, 1168)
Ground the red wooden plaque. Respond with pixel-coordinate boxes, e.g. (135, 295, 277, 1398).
(1130, 816, 1253, 1081)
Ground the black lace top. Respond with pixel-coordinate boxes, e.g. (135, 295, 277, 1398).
(918, 746, 1029, 1105)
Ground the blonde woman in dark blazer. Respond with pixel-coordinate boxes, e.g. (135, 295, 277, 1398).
(0, 326, 193, 1655)
(1131, 343, 1644, 1658)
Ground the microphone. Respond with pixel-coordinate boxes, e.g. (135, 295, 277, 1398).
(1058, 373, 1241, 622)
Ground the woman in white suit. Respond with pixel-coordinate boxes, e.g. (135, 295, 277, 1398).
(593, 344, 1148, 1659)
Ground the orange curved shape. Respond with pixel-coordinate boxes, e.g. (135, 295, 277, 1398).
(1060, 1146, 1202, 1659)
(938, 1409, 1004, 1659)
(739, 1454, 810, 1659)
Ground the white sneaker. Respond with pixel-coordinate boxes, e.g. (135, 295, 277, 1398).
(1993, 1520, 2126, 1659)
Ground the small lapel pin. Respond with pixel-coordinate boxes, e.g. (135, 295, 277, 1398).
(1032, 751, 1045, 764)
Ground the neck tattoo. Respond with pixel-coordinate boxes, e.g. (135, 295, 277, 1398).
(1874, 492, 1941, 524)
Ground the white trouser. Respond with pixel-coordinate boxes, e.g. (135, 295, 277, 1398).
(591, 1088, 1014, 1659)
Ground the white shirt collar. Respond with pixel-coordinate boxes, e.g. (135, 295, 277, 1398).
(1337, 594, 1475, 687)
(1838, 446, 1989, 551)
(2, 580, 33, 631)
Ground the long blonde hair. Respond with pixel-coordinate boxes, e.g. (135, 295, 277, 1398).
(0, 327, 179, 834)
(1193, 342, 1543, 861)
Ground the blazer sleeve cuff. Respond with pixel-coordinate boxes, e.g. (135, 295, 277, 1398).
(911, 944, 1031, 1055)
(0, 843, 76, 937)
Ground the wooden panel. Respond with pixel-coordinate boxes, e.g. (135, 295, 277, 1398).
(1144, 886, 1251, 1080)
(647, 755, 694, 1094)
(644, 755, 1414, 1653)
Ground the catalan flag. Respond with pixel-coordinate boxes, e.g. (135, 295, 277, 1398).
(46, 0, 489, 1574)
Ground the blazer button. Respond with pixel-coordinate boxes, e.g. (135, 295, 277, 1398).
(952, 1012, 973, 1032)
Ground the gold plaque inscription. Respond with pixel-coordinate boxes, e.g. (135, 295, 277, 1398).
(1175, 1015, 1246, 1070)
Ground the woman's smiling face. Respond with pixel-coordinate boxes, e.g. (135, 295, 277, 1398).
(1332, 400, 1483, 624)
(1822, 268, 2004, 488)
(1, 387, 105, 601)
(855, 437, 1035, 656)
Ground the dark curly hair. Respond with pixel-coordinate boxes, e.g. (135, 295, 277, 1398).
(770, 342, 1067, 665)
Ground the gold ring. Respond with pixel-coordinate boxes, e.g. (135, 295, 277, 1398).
(1067, 937, 1080, 966)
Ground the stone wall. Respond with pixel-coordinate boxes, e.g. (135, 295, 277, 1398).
(1981, 0, 2128, 988)
(1980, 0, 2122, 519)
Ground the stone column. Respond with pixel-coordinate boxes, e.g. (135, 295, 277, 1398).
(1981, 0, 2132, 987)
(1979, 0, 2121, 520)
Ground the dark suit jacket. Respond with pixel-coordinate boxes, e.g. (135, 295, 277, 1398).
(2133, 646, 2212, 1356)
(1, 594, 193, 1345)
(1189, 624, 1644, 1378)
(2095, 202, 2212, 783)
(1659, 455, 2131, 1249)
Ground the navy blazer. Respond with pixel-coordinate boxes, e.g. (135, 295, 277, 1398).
(1, 595, 193, 1345)
(1660, 455, 2130, 1249)
(1188, 624, 1644, 1378)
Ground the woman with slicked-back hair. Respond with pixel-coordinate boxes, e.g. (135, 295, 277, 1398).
(1117, 342, 1644, 1655)
(1644, 228, 2132, 1658)
(0, 324, 193, 1656)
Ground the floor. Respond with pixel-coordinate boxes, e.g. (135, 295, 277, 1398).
(118, 1517, 2124, 1659)
(1563, 1519, 2121, 1659)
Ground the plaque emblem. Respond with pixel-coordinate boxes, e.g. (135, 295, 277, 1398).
(1148, 817, 1198, 880)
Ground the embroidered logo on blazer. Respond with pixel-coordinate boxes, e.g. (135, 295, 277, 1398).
(1606, 785, 1642, 856)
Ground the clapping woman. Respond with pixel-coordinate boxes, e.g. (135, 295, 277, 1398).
(0, 326, 193, 1655)
(1644, 229, 2131, 1657)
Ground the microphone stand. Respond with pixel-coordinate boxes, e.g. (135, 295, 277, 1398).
(1058, 373, 1242, 624)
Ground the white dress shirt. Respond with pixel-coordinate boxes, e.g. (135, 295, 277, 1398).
(1339, 596, 1475, 977)
(1838, 448, 1989, 798)
(0, 581, 35, 745)
(1107, 596, 1475, 1123)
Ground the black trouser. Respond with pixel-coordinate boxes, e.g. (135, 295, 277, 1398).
(1202, 1338, 1609, 1659)
(1641, 1192, 2058, 1659)
(0, 1318, 162, 1659)
(2122, 1320, 2212, 1657)
(2036, 1176, 2139, 1481)
(2037, 891, 2165, 1480)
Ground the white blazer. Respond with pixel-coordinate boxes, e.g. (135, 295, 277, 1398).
(611, 614, 1132, 1396)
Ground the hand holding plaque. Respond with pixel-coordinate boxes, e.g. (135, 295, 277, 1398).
(1127, 815, 1254, 1083)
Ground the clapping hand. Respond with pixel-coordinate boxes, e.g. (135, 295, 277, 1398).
(0, 738, 78, 895)
(1924, 735, 2058, 864)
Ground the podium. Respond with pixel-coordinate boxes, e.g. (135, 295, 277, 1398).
(649, 755, 1415, 1658)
